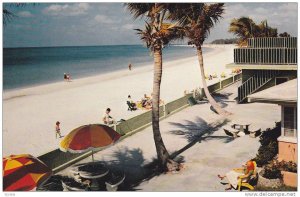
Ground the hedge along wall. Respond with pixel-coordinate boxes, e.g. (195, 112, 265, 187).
(165, 94, 191, 115)
(201, 73, 241, 97)
(115, 95, 190, 135)
(38, 74, 240, 172)
(220, 76, 234, 89)
(38, 149, 85, 170)
(115, 107, 165, 136)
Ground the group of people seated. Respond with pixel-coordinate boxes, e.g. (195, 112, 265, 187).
(231, 68, 241, 74)
(126, 94, 164, 111)
(205, 72, 227, 80)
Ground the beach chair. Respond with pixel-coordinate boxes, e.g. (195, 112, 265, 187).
(248, 126, 261, 138)
(127, 101, 133, 111)
(105, 171, 125, 191)
(126, 101, 136, 111)
(237, 161, 258, 191)
(223, 126, 239, 138)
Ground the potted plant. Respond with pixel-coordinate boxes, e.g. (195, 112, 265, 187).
(257, 160, 283, 188)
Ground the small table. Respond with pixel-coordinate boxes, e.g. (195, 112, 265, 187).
(70, 162, 109, 191)
(232, 121, 251, 133)
(78, 163, 109, 191)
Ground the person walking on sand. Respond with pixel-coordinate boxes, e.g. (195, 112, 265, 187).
(64, 73, 71, 82)
(128, 62, 132, 71)
(55, 121, 63, 139)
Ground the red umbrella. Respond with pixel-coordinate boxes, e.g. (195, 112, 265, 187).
(60, 124, 121, 161)
(3, 154, 52, 191)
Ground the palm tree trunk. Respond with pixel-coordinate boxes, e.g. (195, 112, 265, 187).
(152, 48, 170, 169)
(196, 45, 232, 116)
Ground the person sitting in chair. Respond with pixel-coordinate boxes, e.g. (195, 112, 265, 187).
(127, 95, 137, 111)
(217, 160, 255, 191)
(102, 108, 116, 125)
(141, 94, 151, 107)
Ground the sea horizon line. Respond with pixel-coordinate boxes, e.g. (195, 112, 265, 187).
(3, 43, 195, 50)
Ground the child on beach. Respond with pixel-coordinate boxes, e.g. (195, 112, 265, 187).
(55, 121, 63, 139)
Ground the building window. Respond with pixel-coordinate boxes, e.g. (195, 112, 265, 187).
(283, 106, 297, 137)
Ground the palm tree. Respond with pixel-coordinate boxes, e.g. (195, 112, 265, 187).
(229, 17, 278, 46)
(168, 3, 231, 116)
(257, 20, 277, 37)
(125, 3, 183, 170)
(3, 3, 34, 26)
(279, 32, 291, 37)
(228, 17, 258, 46)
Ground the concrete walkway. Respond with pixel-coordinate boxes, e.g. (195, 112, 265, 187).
(58, 82, 281, 191)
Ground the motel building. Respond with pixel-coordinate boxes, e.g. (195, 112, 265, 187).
(227, 37, 297, 187)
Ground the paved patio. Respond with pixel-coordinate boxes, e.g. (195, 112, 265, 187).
(58, 82, 281, 191)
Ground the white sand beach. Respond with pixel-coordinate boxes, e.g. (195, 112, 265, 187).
(3, 44, 235, 156)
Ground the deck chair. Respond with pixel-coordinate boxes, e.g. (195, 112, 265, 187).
(126, 101, 136, 111)
(105, 171, 125, 191)
(223, 126, 239, 137)
(237, 161, 258, 191)
(249, 126, 261, 138)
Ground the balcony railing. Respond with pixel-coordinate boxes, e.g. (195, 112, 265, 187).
(234, 48, 297, 64)
(248, 37, 297, 48)
(238, 70, 279, 103)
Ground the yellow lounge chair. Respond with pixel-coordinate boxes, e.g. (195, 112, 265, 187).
(237, 161, 258, 191)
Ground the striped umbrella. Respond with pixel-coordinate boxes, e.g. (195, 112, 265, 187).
(3, 154, 52, 191)
(60, 124, 121, 161)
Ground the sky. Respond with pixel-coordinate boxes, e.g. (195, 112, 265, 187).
(3, 2, 298, 48)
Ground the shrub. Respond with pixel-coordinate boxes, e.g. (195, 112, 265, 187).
(278, 160, 297, 173)
(253, 122, 281, 167)
(262, 160, 283, 179)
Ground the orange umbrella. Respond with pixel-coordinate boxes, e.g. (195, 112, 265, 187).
(3, 154, 52, 191)
(60, 124, 121, 160)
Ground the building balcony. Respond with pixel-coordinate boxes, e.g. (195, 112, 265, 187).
(233, 48, 297, 65)
(248, 37, 297, 48)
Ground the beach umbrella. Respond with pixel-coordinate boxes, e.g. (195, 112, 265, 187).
(3, 154, 52, 191)
(59, 124, 121, 161)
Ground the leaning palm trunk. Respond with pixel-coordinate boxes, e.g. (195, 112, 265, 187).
(196, 45, 232, 116)
(152, 48, 171, 169)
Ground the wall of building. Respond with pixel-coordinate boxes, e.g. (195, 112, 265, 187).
(242, 69, 297, 92)
(278, 141, 297, 163)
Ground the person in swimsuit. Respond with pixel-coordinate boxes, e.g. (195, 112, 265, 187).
(218, 160, 255, 190)
(55, 121, 63, 139)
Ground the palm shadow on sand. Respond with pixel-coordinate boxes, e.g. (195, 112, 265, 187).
(168, 117, 234, 158)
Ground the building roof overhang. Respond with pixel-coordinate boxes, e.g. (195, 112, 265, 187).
(226, 63, 298, 70)
(247, 79, 297, 105)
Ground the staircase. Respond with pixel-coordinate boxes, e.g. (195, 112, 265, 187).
(238, 70, 279, 103)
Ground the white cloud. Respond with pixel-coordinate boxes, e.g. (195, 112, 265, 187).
(122, 24, 135, 30)
(18, 11, 34, 18)
(94, 15, 115, 24)
(43, 3, 90, 16)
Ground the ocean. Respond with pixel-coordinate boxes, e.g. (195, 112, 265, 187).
(3, 45, 208, 90)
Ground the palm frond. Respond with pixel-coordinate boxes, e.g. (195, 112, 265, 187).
(3, 8, 16, 26)
(125, 3, 155, 19)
